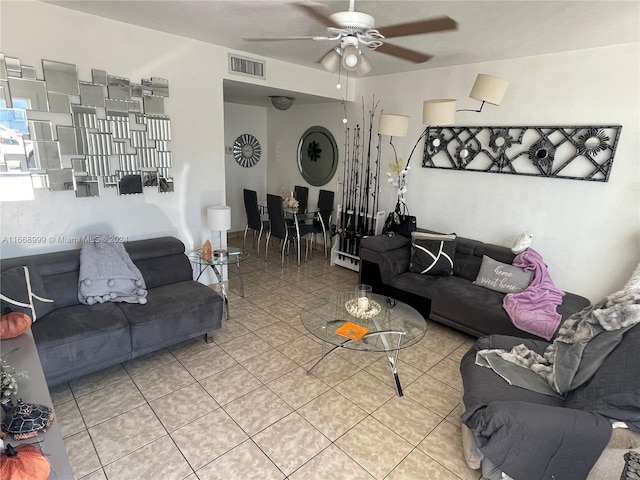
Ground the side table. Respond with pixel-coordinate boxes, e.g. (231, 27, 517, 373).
(0, 329, 74, 479)
(189, 247, 249, 319)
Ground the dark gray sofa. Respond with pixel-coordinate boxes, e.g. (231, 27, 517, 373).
(1, 236, 223, 386)
(358, 232, 590, 340)
(459, 324, 640, 479)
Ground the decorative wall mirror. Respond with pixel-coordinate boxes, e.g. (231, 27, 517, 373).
(297, 126, 338, 186)
(0, 52, 174, 200)
(233, 133, 261, 168)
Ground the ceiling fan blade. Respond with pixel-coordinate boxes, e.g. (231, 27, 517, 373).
(374, 43, 433, 63)
(294, 2, 340, 28)
(377, 16, 457, 39)
(244, 36, 320, 41)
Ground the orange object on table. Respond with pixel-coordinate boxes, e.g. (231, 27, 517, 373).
(335, 322, 369, 341)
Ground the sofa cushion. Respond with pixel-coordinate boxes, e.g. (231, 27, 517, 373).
(1, 266, 55, 320)
(119, 281, 222, 355)
(392, 273, 534, 338)
(134, 254, 193, 289)
(461, 335, 565, 409)
(32, 302, 131, 384)
(360, 234, 410, 253)
(410, 232, 456, 276)
(452, 238, 483, 281)
(473, 255, 532, 293)
(564, 323, 640, 430)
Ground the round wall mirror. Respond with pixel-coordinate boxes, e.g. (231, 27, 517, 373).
(297, 126, 338, 186)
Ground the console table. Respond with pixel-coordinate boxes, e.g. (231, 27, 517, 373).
(1, 329, 73, 479)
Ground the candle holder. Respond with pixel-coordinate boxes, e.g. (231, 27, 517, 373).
(355, 284, 372, 312)
(345, 284, 380, 319)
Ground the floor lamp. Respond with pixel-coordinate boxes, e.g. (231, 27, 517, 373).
(207, 205, 231, 256)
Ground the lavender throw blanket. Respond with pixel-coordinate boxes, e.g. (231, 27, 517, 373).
(503, 248, 564, 340)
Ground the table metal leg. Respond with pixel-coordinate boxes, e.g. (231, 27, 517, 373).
(234, 260, 244, 297)
(208, 264, 228, 320)
(362, 330, 407, 396)
(306, 319, 350, 374)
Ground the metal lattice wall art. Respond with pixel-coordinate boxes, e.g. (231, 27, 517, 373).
(421, 125, 622, 182)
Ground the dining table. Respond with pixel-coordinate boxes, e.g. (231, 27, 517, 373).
(259, 199, 318, 266)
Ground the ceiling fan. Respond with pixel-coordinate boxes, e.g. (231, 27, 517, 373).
(244, 0, 458, 75)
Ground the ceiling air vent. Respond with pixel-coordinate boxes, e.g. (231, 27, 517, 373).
(228, 54, 265, 79)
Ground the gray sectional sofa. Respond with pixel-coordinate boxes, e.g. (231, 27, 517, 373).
(358, 232, 590, 340)
(1, 236, 223, 386)
(460, 323, 640, 479)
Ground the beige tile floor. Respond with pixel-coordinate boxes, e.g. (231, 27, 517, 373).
(51, 238, 481, 480)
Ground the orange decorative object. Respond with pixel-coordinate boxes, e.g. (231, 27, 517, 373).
(0, 311, 32, 339)
(202, 240, 212, 261)
(335, 322, 369, 341)
(0, 443, 50, 480)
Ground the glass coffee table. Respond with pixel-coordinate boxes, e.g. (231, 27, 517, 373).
(189, 247, 249, 319)
(301, 292, 427, 396)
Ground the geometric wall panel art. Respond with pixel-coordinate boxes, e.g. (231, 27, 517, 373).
(422, 125, 622, 182)
(0, 52, 173, 198)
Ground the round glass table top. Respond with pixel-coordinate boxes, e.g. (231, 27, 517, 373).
(301, 292, 427, 352)
(189, 247, 249, 266)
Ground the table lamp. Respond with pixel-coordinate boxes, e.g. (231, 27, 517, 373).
(207, 205, 231, 257)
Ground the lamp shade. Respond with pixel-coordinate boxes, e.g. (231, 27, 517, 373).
(355, 52, 372, 75)
(342, 45, 360, 70)
(378, 113, 409, 137)
(207, 205, 231, 231)
(469, 74, 509, 106)
(321, 49, 341, 73)
(422, 99, 456, 125)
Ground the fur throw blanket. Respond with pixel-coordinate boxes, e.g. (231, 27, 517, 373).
(78, 241, 147, 305)
(476, 288, 640, 395)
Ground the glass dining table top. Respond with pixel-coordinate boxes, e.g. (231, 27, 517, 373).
(301, 292, 427, 352)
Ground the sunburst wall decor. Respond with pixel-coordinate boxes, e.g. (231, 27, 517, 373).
(421, 125, 622, 182)
(232, 133, 261, 168)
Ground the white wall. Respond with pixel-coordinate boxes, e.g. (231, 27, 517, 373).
(352, 44, 639, 301)
(266, 102, 347, 209)
(224, 103, 268, 232)
(0, 0, 343, 259)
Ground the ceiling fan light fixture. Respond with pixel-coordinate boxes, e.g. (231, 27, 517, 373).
(422, 99, 457, 125)
(321, 49, 341, 73)
(270, 96, 295, 110)
(342, 44, 361, 70)
(355, 52, 372, 75)
(469, 73, 509, 106)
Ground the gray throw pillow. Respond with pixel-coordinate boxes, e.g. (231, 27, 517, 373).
(0, 266, 55, 321)
(410, 232, 457, 276)
(473, 255, 532, 293)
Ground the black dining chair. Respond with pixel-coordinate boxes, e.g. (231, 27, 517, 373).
(265, 193, 300, 268)
(243, 189, 269, 258)
(303, 189, 335, 259)
(294, 185, 309, 215)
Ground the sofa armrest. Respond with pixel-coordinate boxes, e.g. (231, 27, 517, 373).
(462, 401, 612, 480)
(360, 235, 411, 284)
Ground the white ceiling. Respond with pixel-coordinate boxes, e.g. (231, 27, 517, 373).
(46, 0, 640, 106)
